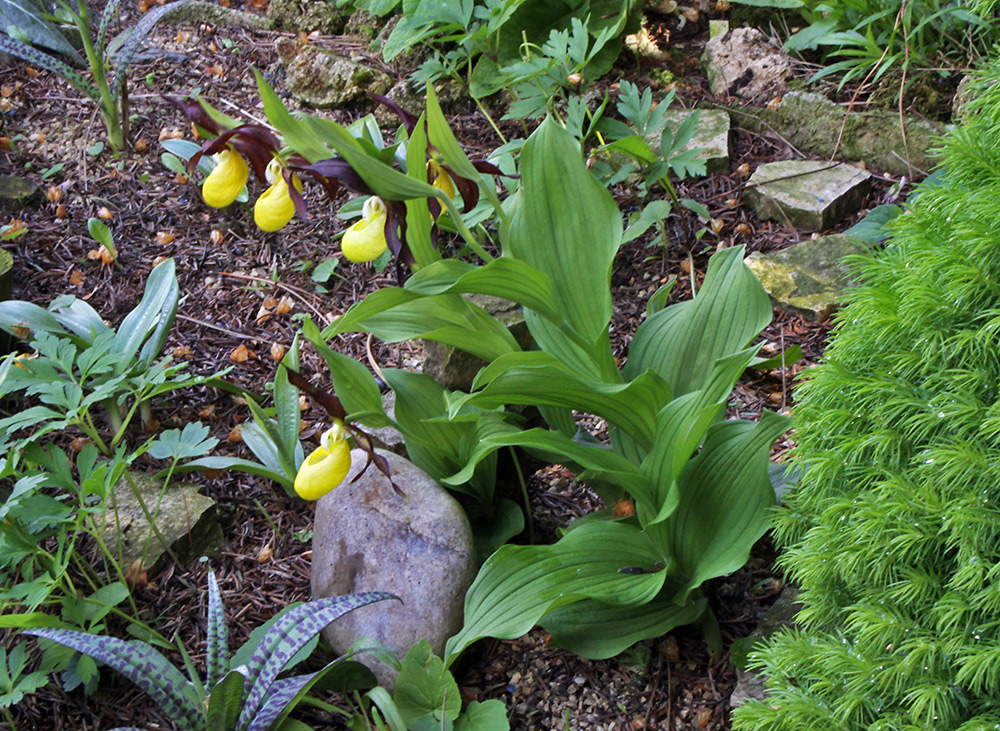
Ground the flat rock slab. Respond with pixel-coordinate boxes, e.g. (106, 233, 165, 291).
(0, 176, 40, 212)
(724, 91, 948, 176)
(100, 472, 222, 575)
(745, 234, 868, 321)
(652, 109, 731, 174)
(311, 449, 476, 690)
(702, 28, 791, 101)
(744, 160, 871, 231)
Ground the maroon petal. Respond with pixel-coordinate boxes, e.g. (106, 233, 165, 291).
(443, 164, 480, 211)
(162, 94, 226, 137)
(368, 92, 419, 135)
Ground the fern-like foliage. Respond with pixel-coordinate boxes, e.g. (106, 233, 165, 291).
(734, 58, 1000, 731)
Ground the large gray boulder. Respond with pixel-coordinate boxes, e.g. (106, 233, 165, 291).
(276, 39, 393, 109)
(311, 449, 476, 690)
(702, 28, 792, 101)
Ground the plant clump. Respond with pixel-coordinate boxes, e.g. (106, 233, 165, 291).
(734, 59, 1000, 731)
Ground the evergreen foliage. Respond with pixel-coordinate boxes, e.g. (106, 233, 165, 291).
(733, 60, 1000, 731)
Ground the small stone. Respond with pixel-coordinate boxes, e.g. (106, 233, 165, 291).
(702, 28, 792, 101)
(100, 471, 222, 575)
(745, 234, 868, 321)
(0, 176, 41, 212)
(730, 587, 803, 707)
(311, 449, 477, 690)
(744, 160, 872, 231)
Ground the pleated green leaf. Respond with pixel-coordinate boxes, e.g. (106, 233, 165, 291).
(542, 594, 707, 659)
(426, 85, 480, 181)
(273, 334, 303, 465)
(255, 70, 330, 163)
(112, 258, 178, 371)
(624, 245, 772, 397)
(444, 522, 668, 666)
(328, 289, 520, 363)
(455, 351, 670, 451)
(302, 319, 387, 426)
(504, 117, 622, 350)
(665, 409, 790, 600)
(404, 258, 560, 321)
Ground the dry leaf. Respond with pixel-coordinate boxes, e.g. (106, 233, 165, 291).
(152, 255, 170, 267)
(31, 132, 46, 143)
(227, 424, 243, 443)
(3, 85, 15, 97)
(125, 560, 148, 593)
(276, 296, 293, 315)
(69, 436, 90, 452)
(69, 270, 85, 286)
(12, 325, 29, 339)
(735, 223, 752, 236)
(250, 0, 267, 9)
(158, 127, 183, 141)
(174, 173, 189, 185)
(230, 344, 252, 362)
(630, 718, 646, 730)
(173, 344, 194, 359)
(87, 245, 114, 265)
(711, 218, 725, 234)
(24, 67, 39, 78)
(257, 544, 273, 563)
(680, 258, 692, 273)
(611, 499, 636, 518)
(203, 468, 221, 479)
(211, 64, 224, 76)
(255, 306, 272, 325)
(766, 96, 783, 109)
(0, 137, 10, 151)
(155, 231, 175, 245)
(143, 418, 160, 434)
(263, 295, 278, 309)
(55, 204, 67, 219)
(298, 395, 309, 411)
(696, 708, 713, 728)
(137, 0, 150, 11)
(134, 138, 148, 152)
(737, 162, 751, 177)
(176, 29, 191, 42)
(270, 342, 286, 362)
(658, 636, 680, 662)
(210, 229, 224, 245)
(715, 0, 730, 9)
(97, 206, 112, 220)
(0, 99, 12, 113)
(46, 186, 62, 203)
(198, 404, 217, 419)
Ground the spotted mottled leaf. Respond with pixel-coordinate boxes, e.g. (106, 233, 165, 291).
(97, 0, 125, 57)
(236, 592, 398, 731)
(0, 0, 85, 63)
(205, 570, 229, 689)
(0, 35, 99, 101)
(245, 673, 314, 731)
(111, 0, 189, 103)
(23, 628, 202, 731)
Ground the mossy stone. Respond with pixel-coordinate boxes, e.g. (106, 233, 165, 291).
(0, 176, 41, 212)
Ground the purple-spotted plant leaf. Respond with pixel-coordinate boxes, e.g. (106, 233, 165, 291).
(97, 0, 124, 57)
(111, 0, 189, 103)
(206, 570, 229, 690)
(0, 35, 99, 101)
(23, 628, 203, 731)
(0, 0, 85, 63)
(236, 592, 398, 731)
(245, 673, 314, 731)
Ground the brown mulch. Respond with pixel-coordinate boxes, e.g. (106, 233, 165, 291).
(0, 3, 915, 730)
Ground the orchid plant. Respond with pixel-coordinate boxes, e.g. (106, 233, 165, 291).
(22, 572, 397, 731)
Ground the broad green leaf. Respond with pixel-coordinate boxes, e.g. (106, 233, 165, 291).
(456, 351, 670, 451)
(664, 410, 791, 600)
(206, 669, 244, 731)
(23, 628, 203, 731)
(329, 289, 520, 363)
(444, 522, 667, 665)
(394, 641, 461, 726)
(623, 199, 673, 243)
(0, 612, 77, 630)
(843, 203, 901, 242)
(426, 84, 480, 181)
(113, 258, 178, 370)
(454, 700, 510, 731)
(750, 344, 803, 370)
(50, 296, 109, 342)
(255, 70, 330, 163)
(366, 686, 409, 731)
(164, 456, 291, 490)
(624, 245, 771, 397)
(301, 114, 442, 202)
(504, 117, 622, 350)
(302, 319, 387, 426)
(274, 335, 302, 464)
(404, 258, 560, 321)
(542, 594, 706, 659)
(241, 420, 290, 479)
(404, 112, 440, 268)
(605, 135, 658, 165)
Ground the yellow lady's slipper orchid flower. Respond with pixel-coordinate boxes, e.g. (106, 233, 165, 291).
(254, 172, 303, 232)
(428, 160, 456, 201)
(341, 196, 388, 263)
(202, 148, 249, 208)
(294, 422, 352, 500)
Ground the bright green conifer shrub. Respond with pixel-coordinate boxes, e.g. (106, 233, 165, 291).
(733, 61, 1000, 731)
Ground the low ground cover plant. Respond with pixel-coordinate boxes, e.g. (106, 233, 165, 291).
(733, 59, 1000, 730)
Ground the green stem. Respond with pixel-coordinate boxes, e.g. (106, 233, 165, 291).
(3, 705, 17, 731)
(507, 446, 534, 544)
(72, 0, 123, 152)
(441, 196, 494, 262)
